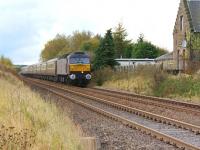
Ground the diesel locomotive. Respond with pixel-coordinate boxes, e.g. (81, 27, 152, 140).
(21, 52, 92, 86)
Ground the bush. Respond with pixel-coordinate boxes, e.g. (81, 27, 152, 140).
(92, 67, 115, 86)
(92, 65, 168, 95)
(155, 74, 200, 100)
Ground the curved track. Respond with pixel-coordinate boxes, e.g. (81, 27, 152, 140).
(23, 77, 200, 150)
(26, 78, 200, 126)
(91, 87, 200, 111)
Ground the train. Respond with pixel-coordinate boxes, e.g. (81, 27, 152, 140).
(21, 52, 92, 86)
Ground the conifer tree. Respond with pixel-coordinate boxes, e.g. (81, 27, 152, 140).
(93, 29, 117, 70)
(113, 23, 131, 58)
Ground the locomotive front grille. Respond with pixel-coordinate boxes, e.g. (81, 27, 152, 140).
(69, 64, 91, 72)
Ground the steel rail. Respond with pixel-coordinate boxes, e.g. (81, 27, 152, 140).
(68, 86, 200, 115)
(93, 87, 200, 110)
(24, 78, 200, 134)
(83, 87, 200, 115)
(25, 78, 200, 150)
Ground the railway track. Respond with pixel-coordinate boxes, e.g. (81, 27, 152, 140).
(23, 77, 200, 150)
(90, 87, 200, 114)
(27, 78, 200, 116)
(69, 86, 200, 116)
(27, 78, 200, 126)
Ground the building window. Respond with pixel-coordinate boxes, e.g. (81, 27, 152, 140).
(180, 16, 184, 31)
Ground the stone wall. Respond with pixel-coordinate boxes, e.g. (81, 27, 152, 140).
(173, 0, 192, 71)
(173, 0, 200, 73)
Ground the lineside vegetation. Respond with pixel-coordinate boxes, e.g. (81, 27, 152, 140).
(40, 23, 167, 70)
(0, 55, 13, 68)
(92, 65, 200, 103)
(0, 69, 82, 149)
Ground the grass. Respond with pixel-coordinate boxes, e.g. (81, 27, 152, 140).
(92, 65, 200, 103)
(92, 65, 164, 95)
(0, 70, 83, 149)
(154, 74, 200, 103)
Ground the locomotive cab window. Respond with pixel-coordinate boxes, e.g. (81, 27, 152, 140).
(70, 57, 90, 64)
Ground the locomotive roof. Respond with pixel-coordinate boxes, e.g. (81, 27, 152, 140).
(58, 51, 88, 59)
(68, 52, 89, 58)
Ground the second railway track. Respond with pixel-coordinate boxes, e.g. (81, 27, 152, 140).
(24, 77, 200, 150)
(90, 87, 200, 113)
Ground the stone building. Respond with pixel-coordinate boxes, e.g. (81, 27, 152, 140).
(173, 0, 200, 72)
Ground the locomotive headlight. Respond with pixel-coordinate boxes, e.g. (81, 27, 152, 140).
(69, 74, 76, 80)
(85, 74, 91, 80)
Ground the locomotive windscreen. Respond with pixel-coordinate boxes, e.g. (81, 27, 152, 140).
(69, 57, 90, 64)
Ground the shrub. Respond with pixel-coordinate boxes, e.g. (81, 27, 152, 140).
(92, 67, 114, 86)
(154, 74, 200, 101)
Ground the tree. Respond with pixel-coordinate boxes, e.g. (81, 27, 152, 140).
(40, 34, 69, 61)
(40, 31, 94, 61)
(124, 43, 135, 58)
(93, 29, 117, 70)
(132, 34, 167, 58)
(113, 23, 131, 58)
(81, 35, 100, 52)
(138, 33, 144, 43)
(80, 35, 101, 61)
(70, 30, 92, 51)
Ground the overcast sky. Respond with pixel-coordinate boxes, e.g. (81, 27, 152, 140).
(0, 0, 180, 65)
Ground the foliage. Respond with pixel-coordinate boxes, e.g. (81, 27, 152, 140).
(93, 29, 117, 70)
(80, 35, 101, 61)
(81, 36, 100, 52)
(40, 31, 99, 61)
(0, 56, 13, 67)
(154, 75, 200, 99)
(113, 23, 132, 58)
(92, 64, 200, 102)
(92, 65, 164, 95)
(69, 30, 92, 51)
(0, 71, 82, 149)
(124, 43, 135, 58)
(0, 55, 13, 68)
(187, 32, 200, 50)
(92, 67, 115, 86)
(40, 34, 69, 61)
(132, 34, 167, 58)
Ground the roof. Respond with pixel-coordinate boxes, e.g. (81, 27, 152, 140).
(155, 53, 173, 61)
(187, 0, 200, 32)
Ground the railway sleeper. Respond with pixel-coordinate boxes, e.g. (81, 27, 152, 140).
(142, 130, 146, 134)
(152, 135, 157, 138)
(195, 131, 200, 135)
(159, 137, 164, 141)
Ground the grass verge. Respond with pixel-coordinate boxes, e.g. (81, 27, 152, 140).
(92, 65, 200, 103)
(0, 70, 82, 149)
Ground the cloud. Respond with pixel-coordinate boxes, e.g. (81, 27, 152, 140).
(0, 0, 180, 64)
